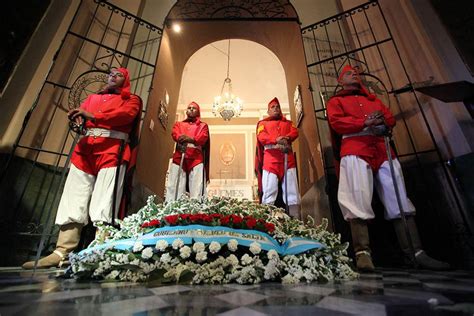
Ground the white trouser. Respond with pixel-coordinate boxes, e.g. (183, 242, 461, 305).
(55, 163, 126, 225)
(165, 163, 205, 202)
(338, 155, 415, 221)
(261, 168, 301, 205)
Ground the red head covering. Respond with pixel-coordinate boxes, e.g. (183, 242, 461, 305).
(116, 67, 131, 100)
(188, 101, 201, 117)
(337, 65, 375, 100)
(268, 97, 280, 110)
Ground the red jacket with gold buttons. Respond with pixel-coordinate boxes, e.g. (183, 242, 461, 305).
(327, 89, 396, 170)
(72, 93, 141, 162)
(171, 118, 210, 178)
(256, 116, 298, 178)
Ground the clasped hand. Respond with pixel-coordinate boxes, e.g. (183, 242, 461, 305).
(364, 110, 384, 127)
(68, 108, 94, 124)
(276, 136, 290, 153)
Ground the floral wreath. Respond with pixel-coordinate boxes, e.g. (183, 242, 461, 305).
(69, 196, 358, 284)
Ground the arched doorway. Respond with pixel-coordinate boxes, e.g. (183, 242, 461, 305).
(173, 39, 289, 201)
(136, 0, 330, 225)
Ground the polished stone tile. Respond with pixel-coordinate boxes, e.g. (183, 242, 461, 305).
(290, 285, 336, 296)
(148, 284, 192, 295)
(383, 288, 453, 305)
(342, 279, 385, 289)
(1, 267, 474, 315)
(316, 296, 386, 316)
(38, 288, 102, 302)
(383, 276, 422, 285)
(217, 306, 269, 316)
(252, 305, 354, 316)
(100, 295, 169, 314)
(223, 283, 261, 290)
(215, 290, 268, 306)
(424, 282, 474, 293)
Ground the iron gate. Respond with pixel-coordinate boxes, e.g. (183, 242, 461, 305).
(301, 0, 473, 266)
(0, 0, 162, 265)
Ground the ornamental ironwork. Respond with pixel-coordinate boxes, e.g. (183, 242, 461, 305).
(168, 0, 297, 20)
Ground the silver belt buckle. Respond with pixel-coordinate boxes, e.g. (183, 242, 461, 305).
(92, 129, 102, 138)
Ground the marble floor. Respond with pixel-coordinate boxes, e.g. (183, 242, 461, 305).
(0, 267, 473, 315)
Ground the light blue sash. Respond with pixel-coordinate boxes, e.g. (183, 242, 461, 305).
(78, 225, 324, 256)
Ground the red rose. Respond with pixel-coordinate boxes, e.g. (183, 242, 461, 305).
(203, 215, 213, 222)
(245, 218, 257, 229)
(264, 222, 275, 233)
(189, 214, 201, 222)
(220, 215, 230, 225)
(149, 219, 160, 227)
(231, 215, 243, 224)
(141, 222, 150, 228)
(164, 214, 179, 225)
(211, 213, 221, 219)
(180, 214, 190, 220)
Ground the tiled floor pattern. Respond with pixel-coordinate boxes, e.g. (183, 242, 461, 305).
(0, 267, 473, 315)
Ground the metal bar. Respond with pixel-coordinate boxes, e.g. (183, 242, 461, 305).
(133, 27, 152, 94)
(96, 0, 162, 32)
(309, 30, 329, 102)
(15, 145, 70, 157)
(109, 9, 128, 67)
(301, 0, 377, 32)
(32, 133, 79, 274)
(323, 23, 340, 85)
(384, 136, 418, 268)
(91, 7, 114, 70)
(376, 4, 470, 233)
(307, 38, 391, 68)
(68, 31, 156, 68)
(44, 81, 71, 90)
(165, 17, 299, 22)
(348, 12, 370, 72)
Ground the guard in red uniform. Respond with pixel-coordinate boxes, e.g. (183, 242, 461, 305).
(165, 102, 210, 202)
(327, 65, 449, 271)
(255, 97, 301, 218)
(22, 67, 142, 269)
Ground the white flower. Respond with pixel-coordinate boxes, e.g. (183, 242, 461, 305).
(155, 240, 168, 251)
(193, 242, 205, 253)
(226, 254, 239, 266)
(141, 247, 154, 260)
(227, 239, 238, 252)
(115, 253, 129, 264)
(132, 241, 144, 252)
(180, 246, 192, 259)
(105, 270, 120, 280)
(196, 251, 208, 263)
(267, 249, 279, 260)
(241, 254, 252, 266)
(209, 241, 221, 254)
(172, 238, 184, 249)
(160, 253, 172, 264)
(282, 274, 300, 284)
(249, 242, 261, 255)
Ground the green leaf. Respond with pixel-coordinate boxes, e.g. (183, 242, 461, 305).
(177, 269, 195, 284)
(116, 264, 140, 271)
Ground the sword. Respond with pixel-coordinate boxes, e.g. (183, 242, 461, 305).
(111, 139, 125, 227)
(174, 144, 186, 201)
(284, 151, 289, 215)
(383, 134, 418, 268)
(32, 115, 86, 273)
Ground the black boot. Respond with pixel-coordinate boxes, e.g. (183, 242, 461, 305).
(393, 217, 450, 270)
(350, 219, 375, 272)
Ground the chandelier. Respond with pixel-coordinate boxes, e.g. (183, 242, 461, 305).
(212, 40, 243, 121)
